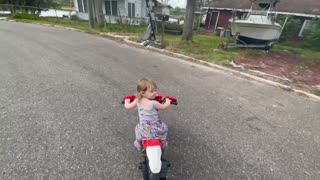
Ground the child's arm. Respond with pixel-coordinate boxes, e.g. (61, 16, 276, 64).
(124, 99, 137, 110)
(154, 98, 171, 110)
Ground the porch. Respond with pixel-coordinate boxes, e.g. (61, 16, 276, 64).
(75, 0, 149, 25)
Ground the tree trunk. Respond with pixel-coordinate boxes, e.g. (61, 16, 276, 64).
(87, 0, 95, 28)
(182, 0, 196, 41)
(95, 0, 104, 27)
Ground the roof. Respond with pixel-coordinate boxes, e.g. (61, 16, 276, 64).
(208, 0, 320, 15)
(202, 7, 320, 18)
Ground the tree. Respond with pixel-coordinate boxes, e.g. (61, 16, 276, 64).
(87, 0, 95, 28)
(2, 0, 57, 15)
(182, 0, 196, 41)
(95, 0, 104, 27)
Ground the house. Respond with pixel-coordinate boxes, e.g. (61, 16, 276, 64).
(201, 0, 320, 37)
(73, 0, 171, 25)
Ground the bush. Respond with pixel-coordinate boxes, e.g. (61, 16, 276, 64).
(305, 21, 320, 50)
(277, 16, 302, 42)
(12, 13, 39, 20)
(70, 14, 78, 21)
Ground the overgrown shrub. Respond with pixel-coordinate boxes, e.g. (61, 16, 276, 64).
(70, 14, 78, 21)
(305, 21, 320, 51)
(277, 16, 302, 42)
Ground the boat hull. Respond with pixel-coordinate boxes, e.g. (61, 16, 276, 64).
(230, 21, 282, 45)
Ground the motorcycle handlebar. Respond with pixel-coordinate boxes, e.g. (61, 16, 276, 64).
(122, 94, 178, 105)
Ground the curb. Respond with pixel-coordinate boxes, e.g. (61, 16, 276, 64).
(7, 19, 320, 102)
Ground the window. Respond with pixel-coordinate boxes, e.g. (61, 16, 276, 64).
(77, 0, 87, 13)
(105, 1, 118, 16)
(77, 0, 83, 12)
(299, 20, 312, 37)
(128, 3, 135, 17)
(83, 0, 87, 13)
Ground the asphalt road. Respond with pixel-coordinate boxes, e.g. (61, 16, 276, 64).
(0, 21, 319, 180)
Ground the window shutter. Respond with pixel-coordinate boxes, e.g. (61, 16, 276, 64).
(77, 0, 83, 12)
(112, 1, 118, 16)
(128, 3, 132, 17)
(105, 1, 111, 15)
(132, 3, 135, 17)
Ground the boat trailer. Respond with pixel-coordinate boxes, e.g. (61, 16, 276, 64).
(222, 42, 275, 50)
(222, 34, 276, 50)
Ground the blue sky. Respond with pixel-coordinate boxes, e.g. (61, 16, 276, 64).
(168, 0, 186, 8)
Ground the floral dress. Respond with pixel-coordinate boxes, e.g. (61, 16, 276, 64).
(134, 100, 168, 150)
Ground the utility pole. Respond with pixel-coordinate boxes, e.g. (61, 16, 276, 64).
(87, 0, 95, 28)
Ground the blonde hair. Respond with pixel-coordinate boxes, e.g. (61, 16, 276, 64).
(136, 78, 157, 100)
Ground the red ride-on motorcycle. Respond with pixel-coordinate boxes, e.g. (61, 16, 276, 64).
(122, 94, 177, 180)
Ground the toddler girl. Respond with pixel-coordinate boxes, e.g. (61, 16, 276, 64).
(124, 78, 172, 151)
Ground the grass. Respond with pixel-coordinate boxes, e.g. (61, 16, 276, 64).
(102, 24, 146, 33)
(314, 90, 320, 97)
(273, 42, 320, 64)
(162, 34, 268, 65)
(163, 34, 233, 65)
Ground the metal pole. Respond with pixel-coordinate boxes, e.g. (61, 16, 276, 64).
(279, 16, 289, 40)
(214, 11, 220, 32)
(145, 0, 156, 40)
(161, 19, 164, 48)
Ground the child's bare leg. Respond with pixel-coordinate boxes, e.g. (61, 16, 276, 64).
(160, 122, 168, 150)
(161, 140, 168, 150)
(134, 140, 142, 151)
(134, 124, 143, 151)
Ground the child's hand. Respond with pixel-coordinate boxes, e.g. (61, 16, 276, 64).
(124, 99, 131, 103)
(124, 98, 137, 110)
(123, 95, 137, 110)
(165, 98, 172, 104)
(164, 96, 177, 105)
(123, 95, 136, 104)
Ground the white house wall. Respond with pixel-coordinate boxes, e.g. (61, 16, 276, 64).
(126, 0, 145, 17)
(73, 0, 78, 11)
(74, 0, 88, 20)
(73, 0, 155, 24)
(116, 0, 126, 17)
(141, 0, 146, 17)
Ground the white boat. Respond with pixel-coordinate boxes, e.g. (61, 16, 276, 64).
(229, 0, 283, 47)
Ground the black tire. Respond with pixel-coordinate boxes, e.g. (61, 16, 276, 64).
(149, 172, 161, 180)
(139, 161, 149, 180)
(140, 156, 170, 180)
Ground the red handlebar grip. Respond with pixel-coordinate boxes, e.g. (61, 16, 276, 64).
(155, 93, 163, 103)
(122, 95, 136, 104)
(164, 96, 178, 105)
